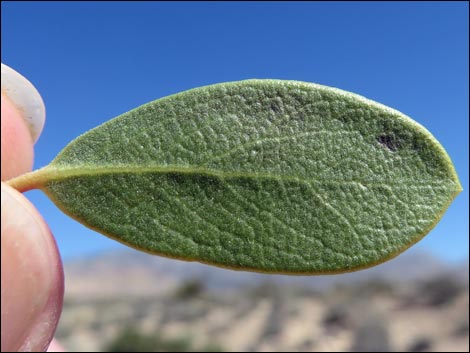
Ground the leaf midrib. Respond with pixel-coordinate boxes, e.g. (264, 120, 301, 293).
(9, 163, 454, 194)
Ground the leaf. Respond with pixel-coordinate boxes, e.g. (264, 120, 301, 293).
(8, 80, 462, 274)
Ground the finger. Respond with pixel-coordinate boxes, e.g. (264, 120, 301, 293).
(1, 183, 64, 352)
(1, 93, 34, 180)
(1, 63, 45, 144)
(1, 63, 46, 181)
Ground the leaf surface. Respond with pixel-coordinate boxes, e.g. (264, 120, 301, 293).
(9, 80, 462, 274)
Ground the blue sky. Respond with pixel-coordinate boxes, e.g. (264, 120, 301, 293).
(2, 2, 468, 263)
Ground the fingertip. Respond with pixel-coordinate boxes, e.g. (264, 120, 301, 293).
(1, 63, 46, 144)
(1, 183, 64, 352)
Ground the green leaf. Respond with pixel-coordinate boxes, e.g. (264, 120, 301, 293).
(8, 80, 462, 274)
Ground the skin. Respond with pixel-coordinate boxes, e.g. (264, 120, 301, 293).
(1, 93, 64, 352)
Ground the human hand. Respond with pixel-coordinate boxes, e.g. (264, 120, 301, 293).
(1, 64, 64, 352)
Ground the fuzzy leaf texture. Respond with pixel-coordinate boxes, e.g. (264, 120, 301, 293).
(8, 80, 462, 274)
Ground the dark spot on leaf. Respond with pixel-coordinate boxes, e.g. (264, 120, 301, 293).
(191, 174, 223, 189)
(411, 138, 422, 153)
(166, 173, 186, 185)
(270, 101, 281, 113)
(166, 173, 222, 190)
(377, 134, 399, 152)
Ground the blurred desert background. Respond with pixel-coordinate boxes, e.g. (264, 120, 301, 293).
(56, 250, 469, 352)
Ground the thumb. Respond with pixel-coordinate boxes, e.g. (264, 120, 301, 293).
(1, 183, 64, 352)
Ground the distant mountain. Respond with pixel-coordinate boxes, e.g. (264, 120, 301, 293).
(64, 249, 466, 299)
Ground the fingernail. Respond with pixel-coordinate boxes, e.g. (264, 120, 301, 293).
(1, 184, 63, 352)
(1, 63, 45, 143)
